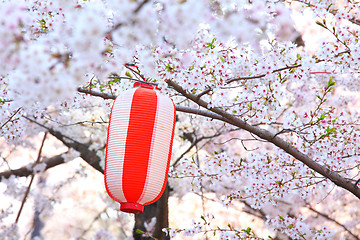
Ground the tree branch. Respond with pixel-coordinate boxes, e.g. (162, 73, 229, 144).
(77, 207, 108, 239)
(15, 132, 47, 223)
(77, 87, 227, 122)
(307, 205, 360, 240)
(0, 154, 66, 180)
(172, 129, 234, 168)
(77, 87, 116, 100)
(225, 64, 301, 84)
(24, 116, 104, 174)
(134, 0, 150, 14)
(174, 105, 226, 122)
(290, 0, 360, 26)
(0, 107, 21, 129)
(225, 49, 350, 85)
(242, 201, 267, 221)
(166, 79, 360, 199)
(108, 0, 151, 34)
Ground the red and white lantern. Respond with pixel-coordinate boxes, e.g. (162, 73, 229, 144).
(105, 83, 176, 214)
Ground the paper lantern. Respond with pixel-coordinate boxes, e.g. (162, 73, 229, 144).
(105, 82, 176, 214)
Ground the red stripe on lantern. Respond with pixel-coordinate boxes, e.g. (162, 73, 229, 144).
(122, 87, 158, 202)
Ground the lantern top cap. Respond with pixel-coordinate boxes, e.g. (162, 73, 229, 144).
(133, 82, 154, 89)
(133, 82, 161, 90)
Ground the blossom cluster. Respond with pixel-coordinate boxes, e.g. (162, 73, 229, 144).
(267, 215, 334, 240)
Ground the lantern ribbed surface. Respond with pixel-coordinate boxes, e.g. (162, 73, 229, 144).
(105, 85, 176, 214)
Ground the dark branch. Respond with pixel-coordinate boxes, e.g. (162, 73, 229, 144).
(242, 201, 267, 221)
(195, 88, 212, 99)
(24, 116, 104, 174)
(16, 132, 47, 223)
(225, 64, 301, 84)
(174, 105, 226, 122)
(77, 87, 227, 122)
(225, 48, 350, 85)
(166, 79, 360, 199)
(307, 205, 360, 240)
(292, 0, 360, 26)
(0, 107, 21, 129)
(77, 87, 116, 100)
(134, 0, 150, 14)
(0, 154, 66, 180)
(108, 0, 151, 34)
(172, 129, 234, 168)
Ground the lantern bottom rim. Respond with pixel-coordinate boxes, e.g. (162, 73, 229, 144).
(120, 202, 144, 214)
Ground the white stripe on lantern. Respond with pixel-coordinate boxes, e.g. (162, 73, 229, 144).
(138, 94, 175, 204)
(106, 89, 136, 203)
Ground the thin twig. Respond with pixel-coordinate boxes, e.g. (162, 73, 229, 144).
(15, 132, 48, 223)
(134, 0, 150, 14)
(195, 88, 212, 99)
(0, 107, 21, 129)
(307, 205, 360, 240)
(77, 87, 116, 100)
(172, 133, 221, 168)
(124, 64, 146, 81)
(42, 115, 107, 127)
(355, 178, 360, 188)
(225, 48, 350, 84)
(225, 64, 301, 84)
(290, 0, 360, 26)
(242, 201, 267, 221)
(77, 208, 108, 239)
(0, 99, 13, 103)
(107, 0, 150, 34)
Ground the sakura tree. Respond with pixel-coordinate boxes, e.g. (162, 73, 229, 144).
(0, 0, 360, 239)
